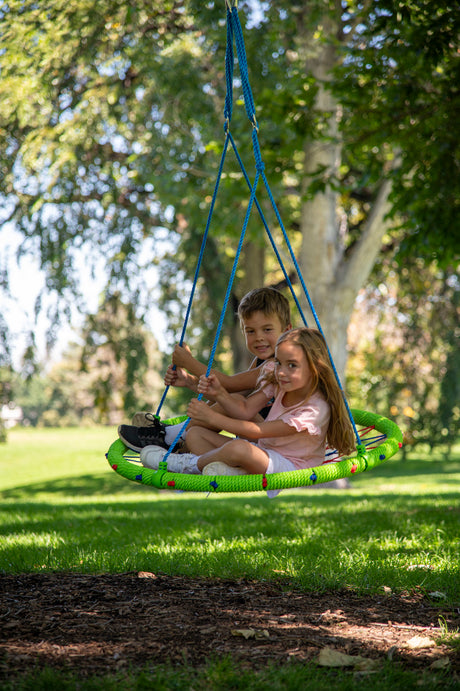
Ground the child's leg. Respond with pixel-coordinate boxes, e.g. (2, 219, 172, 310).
(195, 438, 270, 475)
(185, 425, 231, 455)
(186, 394, 252, 431)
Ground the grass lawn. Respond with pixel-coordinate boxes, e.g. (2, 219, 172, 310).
(1, 426, 459, 689)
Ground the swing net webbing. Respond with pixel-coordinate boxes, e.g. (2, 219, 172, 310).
(106, 2, 403, 493)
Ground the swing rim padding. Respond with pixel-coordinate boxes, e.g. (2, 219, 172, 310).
(106, 408, 403, 493)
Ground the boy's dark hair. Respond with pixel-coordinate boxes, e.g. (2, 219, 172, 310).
(237, 287, 291, 329)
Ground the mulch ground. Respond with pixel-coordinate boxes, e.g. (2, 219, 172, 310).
(1, 573, 459, 681)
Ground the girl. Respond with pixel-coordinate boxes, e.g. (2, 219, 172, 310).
(140, 328, 356, 478)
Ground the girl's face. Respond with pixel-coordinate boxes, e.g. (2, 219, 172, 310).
(274, 341, 312, 402)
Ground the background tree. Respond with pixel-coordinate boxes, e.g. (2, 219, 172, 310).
(1, 1, 458, 392)
(14, 294, 165, 426)
(347, 260, 459, 459)
(79, 292, 164, 423)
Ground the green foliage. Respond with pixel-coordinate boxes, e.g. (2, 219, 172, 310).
(333, 0, 460, 264)
(1, 0, 458, 368)
(14, 294, 164, 426)
(347, 260, 459, 457)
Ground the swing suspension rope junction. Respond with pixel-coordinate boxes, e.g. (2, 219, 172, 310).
(106, 2, 403, 493)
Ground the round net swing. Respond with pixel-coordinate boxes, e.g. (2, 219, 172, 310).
(106, 3, 403, 493)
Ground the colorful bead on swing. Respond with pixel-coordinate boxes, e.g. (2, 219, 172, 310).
(351, 464, 358, 473)
(262, 477, 268, 488)
(310, 472, 317, 482)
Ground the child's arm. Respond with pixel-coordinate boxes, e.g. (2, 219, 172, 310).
(187, 398, 296, 441)
(197, 374, 270, 417)
(172, 344, 262, 393)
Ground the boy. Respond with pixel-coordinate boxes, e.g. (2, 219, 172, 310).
(118, 286, 292, 451)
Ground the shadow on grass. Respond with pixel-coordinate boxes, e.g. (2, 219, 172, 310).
(2, 455, 460, 501)
(352, 457, 460, 482)
(1, 476, 459, 599)
(0, 472, 157, 499)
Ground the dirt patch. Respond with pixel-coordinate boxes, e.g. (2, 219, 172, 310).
(0, 573, 458, 680)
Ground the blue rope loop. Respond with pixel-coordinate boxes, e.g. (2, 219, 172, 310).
(252, 128, 264, 173)
(224, 7, 234, 123)
(228, 6, 257, 127)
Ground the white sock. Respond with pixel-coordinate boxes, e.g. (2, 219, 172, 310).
(165, 422, 187, 445)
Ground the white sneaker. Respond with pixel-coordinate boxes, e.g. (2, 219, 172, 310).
(140, 445, 167, 469)
(141, 449, 199, 474)
(163, 452, 199, 474)
(202, 462, 247, 476)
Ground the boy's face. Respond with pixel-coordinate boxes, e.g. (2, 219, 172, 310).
(241, 310, 290, 361)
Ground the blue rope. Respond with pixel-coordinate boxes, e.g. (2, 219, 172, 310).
(259, 169, 362, 445)
(224, 6, 361, 446)
(224, 7, 234, 126)
(155, 132, 231, 418)
(227, 131, 308, 326)
(229, 7, 257, 128)
(163, 169, 263, 460)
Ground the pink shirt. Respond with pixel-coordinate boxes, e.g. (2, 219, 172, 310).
(257, 380, 330, 469)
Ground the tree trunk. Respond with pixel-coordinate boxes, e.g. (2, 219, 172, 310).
(296, 11, 397, 383)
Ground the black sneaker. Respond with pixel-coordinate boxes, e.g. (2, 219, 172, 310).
(118, 422, 169, 452)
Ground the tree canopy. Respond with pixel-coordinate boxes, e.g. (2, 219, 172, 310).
(1, 0, 458, 377)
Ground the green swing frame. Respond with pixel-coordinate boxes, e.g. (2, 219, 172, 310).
(107, 409, 402, 493)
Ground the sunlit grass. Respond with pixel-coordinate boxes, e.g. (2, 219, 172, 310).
(2, 428, 459, 688)
(1, 428, 459, 602)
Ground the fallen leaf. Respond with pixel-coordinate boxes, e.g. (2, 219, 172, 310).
(231, 628, 269, 640)
(405, 636, 436, 649)
(316, 647, 375, 668)
(430, 657, 450, 669)
(137, 571, 156, 579)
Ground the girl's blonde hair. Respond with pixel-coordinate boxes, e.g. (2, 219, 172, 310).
(276, 328, 355, 456)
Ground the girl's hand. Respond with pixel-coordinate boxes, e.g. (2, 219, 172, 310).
(197, 373, 225, 398)
(187, 398, 214, 424)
